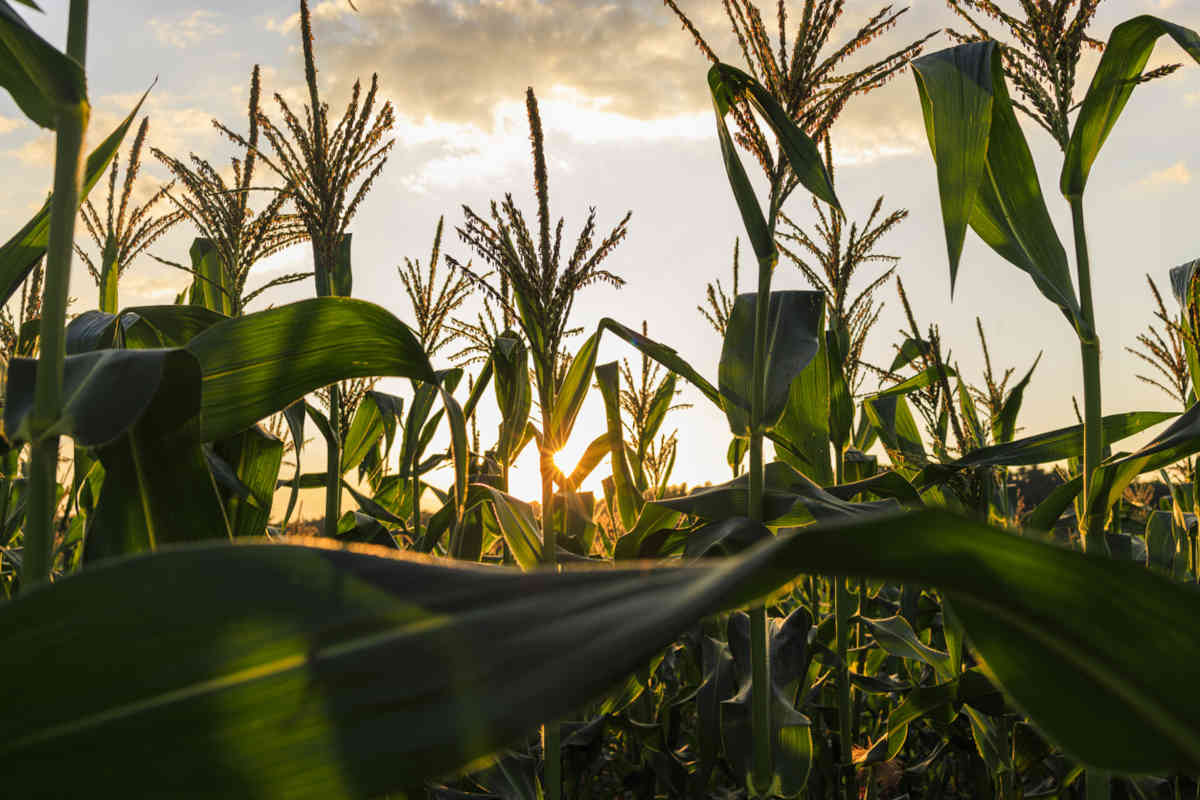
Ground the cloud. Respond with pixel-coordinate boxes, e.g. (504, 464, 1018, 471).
(148, 10, 228, 49)
(1142, 161, 1191, 187)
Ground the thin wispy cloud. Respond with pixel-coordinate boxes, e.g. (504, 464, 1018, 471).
(148, 10, 228, 49)
(1142, 161, 1192, 187)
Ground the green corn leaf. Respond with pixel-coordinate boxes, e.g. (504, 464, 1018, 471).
(599, 317, 720, 405)
(1024, 474, 1082, 531)
(642, 371, 676, 446)
(475, 484, 543, 569)
(84, 434, 230, 562)
(440, 386, 469, 549)
(186, 238, 234, 315)
(859, 615, 954, 682)
(913, 42, 1080, 329)
(493, 334, 531, 466)
(612, 502, 684, 560)
(1087, 402, 1200, 527)
(595, 361, 640, 530)
(994, 352, 1041, 444)
(874, 364, 957, 401)
(920, 411, 1176, 483)
(280, 399, 306, 529)
(341, 393, 387, 476)
(547, 331, 599, 451)
(5, 507, 1200, 795)
(214, 425, 284, 539)
(559, 433, 609, 491)
(826, 326, 853, 455)
(862, 394, 926, 469)
(707, 68, 772, 262)
(0, 0, 86, 129)
(719, 291, 824, 437)
(4, 348, 202, 447)
(1062, 15, 1200, 198)
(0, 86, 149, 305)
(183, 298, 434, 443)
(708, 62, 839, 211)
(772, 330, 832, 485)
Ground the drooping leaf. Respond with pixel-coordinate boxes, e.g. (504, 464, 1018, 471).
(4, 349, 201, 447)
(0, 0, 86, 129)
(1062, 15, 1200, 197)
(913, 42, 1079, 329)
(186, 238, 234, 315)
(719, 291, 824, 437)
(492, 334, 531, 466)
(215, 424, 284, 539)
(474, 484, 543, 570)
(708, 62, 840, 211)
(183, 298, 435, 443)
(772, 326, 832, 485)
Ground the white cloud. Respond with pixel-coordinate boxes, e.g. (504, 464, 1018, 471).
(1142, 161, 1191, 187)
(148, 10, 227, 49)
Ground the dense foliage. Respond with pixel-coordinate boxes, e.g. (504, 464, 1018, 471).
(2, 1, 1200, 799)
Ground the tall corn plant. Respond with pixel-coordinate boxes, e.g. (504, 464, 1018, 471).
(913, 5, 1199, 554)
(664, 1, 930, 792)
(17, 0, 89, 586)
(154, 65, 310, 316)
(237, 0, 395, 538)
(397, 216, 472, 545)
(448, 87, 629, 800)
(74, 118, 182, 314)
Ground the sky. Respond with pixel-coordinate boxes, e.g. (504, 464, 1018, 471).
(3, 0, 1200, 509)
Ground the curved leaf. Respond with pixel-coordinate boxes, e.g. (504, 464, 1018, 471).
(719, 291, 824, 436)
(1062, 15, 1200, 197)
(184, 298, 434, 442)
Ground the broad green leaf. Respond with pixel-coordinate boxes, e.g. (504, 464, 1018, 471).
(595, 361, 640, 530)
(184, 298, 435, 443)
(772, 326, 832, 485)
(65, 304, 229, 353)
(862, 394, 926, 469)
(341, 393, 386, 476)
(4, 349, 201, 447)
(708, 62, 840, 211)
(547, 332, 599, 451)
(0, 0, 86, 129)
(913, 42, 1079, 328)
(826, 326, 853, 455)
(1024, 474, 1081, 531)
(1062, 15, 1200, 197)
(859, 615, 953, 682)
(493, 334, 531, 465)
(186, 238, 234, 315)
(642, 371, 676, 447)
(719, 291, 824, 437)
(84, 433, 230, 562)
(439, 386, 469, 548)
(889, 337, 930, 372)
(613, 502, 684, 560)
(215, 425, 284, 539)
(0, 88, 149, 305)
(475, 484, 543, 569)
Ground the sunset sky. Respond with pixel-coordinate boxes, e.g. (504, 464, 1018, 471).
(4, 0, 1200, 505)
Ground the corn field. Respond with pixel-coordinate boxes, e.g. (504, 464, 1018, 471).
(3, 0, 1200, 798)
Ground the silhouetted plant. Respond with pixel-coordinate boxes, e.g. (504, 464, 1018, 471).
(154, 66, 309, 315)
(399, 217, 472, 361)
(75, 118, 183, 313)
(1128, 275, 1193, 408)
(698, 238, 740, 336)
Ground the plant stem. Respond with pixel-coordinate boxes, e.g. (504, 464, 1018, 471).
(323, 379, 341, 538)
(1070, 195, 1105, 556)
(23, 1, 89, 588)
(410, 439, 421, 548)
(834, 448, 854, 800)
(540, 379, 560, 800)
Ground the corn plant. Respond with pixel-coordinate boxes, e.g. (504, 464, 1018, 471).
(73, 117, 183, 314)
(235, 0, 395, 537)
(448, 86, 630, 797)
(153, 65, 310, 316)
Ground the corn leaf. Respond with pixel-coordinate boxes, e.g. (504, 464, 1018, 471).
(595, 361, 640, 530)
(913, 42, 1079, 329)
(1062, 15, 1200, 197)
(0, 0, 86, 129)
(183, 298, 434, 443)
(719, 291, 823, 437)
